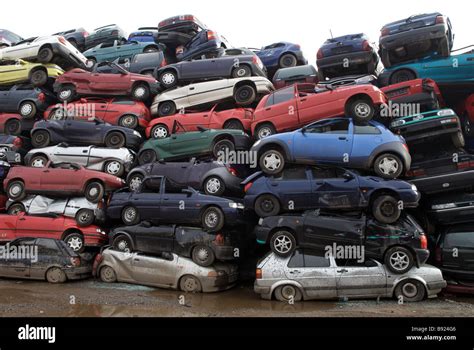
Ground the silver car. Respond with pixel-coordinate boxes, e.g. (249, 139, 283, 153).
(255, 250, 446, 302)
(6, 195, 104, 227)
(151, 77, 274, 117)
(95, 248, 238, 293)
(25, 144, 135, 177)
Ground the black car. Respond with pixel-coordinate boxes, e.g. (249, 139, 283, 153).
(0, 84, 57, 118)
(255, 210, 429, 274)
(52, 28, 88, 51)
(84, 24, 127, 51)
(425, 191, 474, 225)
(0, 237, 91, 283)
(126, 158, 246, 196)
(114, 52, 167, 76)
(157, 14, 207, 46)
(30, 119, 143, 149)
(107, 176, 244, 231)
(0, 134, 31, 163)
(272, 65, 318, 89)
(109, 221, 235, 266)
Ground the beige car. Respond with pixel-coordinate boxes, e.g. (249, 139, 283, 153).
(151, 77, 274, 117)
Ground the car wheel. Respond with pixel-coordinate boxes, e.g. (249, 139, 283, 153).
(19, 101, 37, 119)
(389, 69, 416, 84)
(29, 155, 48, 168)
(159, 70, 178, 89)
(48, 108, 66, 120)
(4, 118, 21, 135)
(37, 47, 54, 63)
(30, 69, 48, 87)
(100, 266, 117, 283)
(144, 46, 159, 53)
(394, 279, 425, 302)
(192, 245, 215, 267)
(157, 101, 176, 117)
(274, 285, 302, 302)
(75, 208, 95, 227)
(113, 235, 133, 252)
(438, 37, 450, 57)
(87, 57, 97, 67)
(255, 194, 280, 218)
(128, 173, 144, 192)
(63, 232, 85, 253)
(132, 84, 150, 101)
(122, 206, 140, 226)
(451, 130, 465, 148)
(259, 149, 285, 175)
(46, 267, 67, 283)
(270, 230, 296, 257)
(373, 153, 403, 179)
(7, 181, 26, 200)
(279, 54, 297, 68)
(203, 176, 226, 196)
(104, 160, 124, 177)
(231, 65, 251, 78)
(84, 181, 104, 203)
(7, 203, 26, 215)
(201, 207, 225, 232)
(255, 123, 276, 140)
(151, 124, 169, 139)
(384, 246, 414, 274)
(179, 275, 202, 293)
(234, 85, 256, 106)
(212, 139, 235, 158)
(347, 98, 375, 124)
(138, 150, 157, 165)
(372, 195, 401, 224)
(31, 130, 50, 148)
(57, 85, 76, 102)
(119, 115, 138, 129)
(105, 131, 126, 148)
(223, 119, 244, 131)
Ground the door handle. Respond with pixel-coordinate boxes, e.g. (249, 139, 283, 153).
(189, 87, 195, 90)
(270, 183, 278, 187)
(300, 98, 307, 102)
(337, 269, 348, 273)
(163, 197, 169, 200)
(19, 218, 25, 221)
(289, 270, 300, 274)
(338, 137, 347, 140)
(133, 258, 140, 262)
(43, 170, 50, 173)
(265, 107, 272, 111)
(82, 150, 88, 153)
(315, 181, 325, 185)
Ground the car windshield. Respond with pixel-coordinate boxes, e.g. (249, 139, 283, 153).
(0, 30, 22, 43)
(276, 66, 314, 79)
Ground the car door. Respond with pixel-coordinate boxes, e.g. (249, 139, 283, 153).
(350, 124, 385, 167)
(442, 228, 474, 272)
(422, 53, 474, 83)
(259, 86, 298, 132)
(0, 215, 18, 242)
(51, 145, 91, 167)
(90, 70, 130, 92)
(29, 238, 59, 279)
(178, 109, 214, 131)
(187, 80, 232, 107)
(0, 85, 11, 111)
(130, 252, 177, 286)
(66, 120, 102, 145)
(0, 61, 27, 84)
(335, 259, 387, 298)
(134, 178, 163, 220)
(160, 178, 197, 224)
(167, 130, 211, 158)
(0, 238, 34, 278)
(268, 167, 313, 211)
(134, 225, 175, 254)
(15, 214, 65, 239)
(39, 164, 79, 192)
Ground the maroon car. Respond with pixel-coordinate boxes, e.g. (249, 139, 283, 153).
(53, 62, 160, 102)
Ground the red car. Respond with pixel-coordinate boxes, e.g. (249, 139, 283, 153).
(52, 62, 160, 102)
(250, 83, 387, 139)
(145, 104, 254, 139)
(44, 97, 152, 129)
(456, 93, 474, 136)
(0, 212, 107, 252)
(3, 162, 124, 203)
(0, 113, 32, 136)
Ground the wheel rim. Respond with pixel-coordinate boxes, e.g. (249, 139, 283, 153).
(204, 211, 219, 228)
(32, 71, 45, 83)
(401, 282, 418, 298)
(6, 121, 20, 134)
(380, 201, 396, 216)
(281, 285, 297, 300)
(48, 268, 63, 282)
(34, 133, 47, 145)
(378, 156, 399, 175)
(134, 86, 146, 98)
(88, 186, 99, 198)
(117, 239, 129, 251)
(153, 126, 168, 138)
(206, 178, 221, 194)
(102, 267, 115, 281)
(124, 208, 136, 222)
(108, 134, 122, 146)
(390, 251, 410, 271)
(66, 237, 83, 251)
(161, 73, 175, 85)
(196, 247, 209, 262)
(273, 234, 292, 254)
(121, 116, 136, 128)
(260, 199, 275, 214)
(106, 161, 122, 175)
(78, 211, 91, 224)
(129, 176, 143, 191)
(31, 157, 46, 167)
(140, 151, 155, 163)
(51, 109, 65, 120)
(9, 206, 22, 215)
(21, 103, 33, 116)
(263, 153, 282, 171)
(0, 147, 8, 158)
(160, 103, 173, 115)
(235, 68, 248, 77)
(9, 184, 22, 197)
(258, 127, 272, 139)
(215, 141, 232, 155)
(183, 277, 198, 292)
(238, 88, 251, 101)
(59, 90, 72, 99)
(354, 102, 371, 118)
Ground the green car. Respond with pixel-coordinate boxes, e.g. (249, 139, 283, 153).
(83, 40, 161, 65)
(138, 123, 251, 165)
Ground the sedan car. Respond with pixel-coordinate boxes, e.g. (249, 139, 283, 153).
(252, 118, 411, 179)
(0, 238, 91, 283)
(107, 176, 244, 231)
(255, 211, 428, 273)
(30, 119, 143, 149)
(94, 248, 238, 293)
(110, 222, 235, 266)
(255, 250, 446, 302)
(151, 77, 274, 117)
(0, 212, 107, 252)
(84, 24, 127, 51)
(53, 62, 160, 102)
(84, 40, 161, 64)
(25, 144, 135, 177)
(6, 195, 104, 227)
(0, 59, 64, 87)
(0, 84, 57, 119)
(242, 166, 419, 223)
(272, 65, 318, 89)
(253, 42, 307, 72)
(3, 162, 124, 203)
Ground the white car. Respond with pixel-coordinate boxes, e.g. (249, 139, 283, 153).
(6, 195, 104, 227)
(0, 35, 92, 69)
(151, 77, 274, 117)
(24, 144, 135, 177)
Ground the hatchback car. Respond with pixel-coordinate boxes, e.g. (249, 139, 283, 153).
(0, 84, 57, 119)
(253, 42, 307, 71)
(272, 65, 318, 89)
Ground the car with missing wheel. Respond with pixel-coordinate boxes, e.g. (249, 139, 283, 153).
(242, 166, 420, 223)
(6, 195, 104, 227)
(251, 118, 411, 179)
(250, 83, 388, 139)
(106, 176, 244, 231)
(109, 221, 236, 267)
(254, 249, 446, 302)
(94, 247, 238, 293)
(25, 144, 135, 177)
(0, 59, 64, 87)
(0, 84, 57, 119)
(30, 119, 143, 150)
(3, 162, 124, 203)
(84, 40, 161, 65)
(254, 210, 428, 274)
(150, 76, 274, 117)
(0, 212, 107, 252)
(0, 238, 92, 283)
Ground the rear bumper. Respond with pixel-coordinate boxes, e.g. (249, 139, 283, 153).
(201, 272, 238, 293)
(317, 51, 374, 69)
(213, 245, 236, 261)
(51, 43, 88, 69)
(254, 282, 272, 300)
(83, 232, 108, 247)
(428, 205, 474, 225)
(426, 280, 447, 292)
(380, 24, 448, 50)
(408, 170, 474, 194)
(65, 265, 93, 280)
(414, 248, 430, 267)
(441, 268, 474, 282)
(388, 92, 438, 110)
(391, 117, 460, 142)
(233, 135, 251, 151)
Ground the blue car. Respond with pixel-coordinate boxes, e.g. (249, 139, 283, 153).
(242, 165, 419, 224)
(378, 48, 474, 86)
(251, 118, 411, 179)
(128, 27, 159, 43)
(253, 42, 307, 72)
(175, 29, 226, 62)
(316, 33, 380, 80)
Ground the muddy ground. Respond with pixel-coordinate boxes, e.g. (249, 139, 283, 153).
(0, 279, 473, 317)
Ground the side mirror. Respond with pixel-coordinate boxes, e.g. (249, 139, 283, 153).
(343, 172, 354, 180)
(300, 127, 306, 134)
(182, 188, 193, 196)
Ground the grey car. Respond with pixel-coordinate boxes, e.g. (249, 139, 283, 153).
(254, 250, 446, 302)
(95, 248, 238, 293)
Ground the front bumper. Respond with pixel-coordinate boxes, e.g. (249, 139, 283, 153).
(317, 51, 374, 70)
(254, 282, 272, 300)
(83, 232, 108, 247)
(213, 245, 235, 261)
(391, 117, 460, 143)
(380, 24, 448, 50)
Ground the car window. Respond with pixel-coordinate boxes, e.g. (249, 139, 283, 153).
(287, 250, 305, 268)
(142, 178, 162, 193)
(277, 66, 314, 80)
(36, 239, 59, 255)
(112, 99, 135, 105)
(445, 231, 474, 248)
(270, 86, 294, 106)
(310, 167, 338, 179)
(305, 119, 349, 134)
(354, 125, 381, 135)
(16, 84, 34, 91)
(164, 178, 186, 194)
(0, 85, 11, 91)
(304, 251, 331, 267)
(274, 167, 307, 181)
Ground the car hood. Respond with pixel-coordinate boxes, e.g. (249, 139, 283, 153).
(358, 175, 414, 190)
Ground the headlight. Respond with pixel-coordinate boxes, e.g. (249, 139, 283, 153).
(229, 202, 244, 209)
(437, 109, 455, 117)
(258, 218, 263, 225)
(133, 131, 141, 137)
(411, 184, 418, 192)
(390, 119, 405, 128)
(125, 153, 134, 162)
(432, 203, 456, 210)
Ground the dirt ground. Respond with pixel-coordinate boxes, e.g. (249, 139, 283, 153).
(0, 279, 473, 317)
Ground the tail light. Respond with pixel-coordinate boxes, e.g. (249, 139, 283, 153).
(160, 58, 167, 68)
(244, 182, 253, 193)
(214, 233, 225, 246)
(380, 27, 390, 37)
(316, 48, 324, 59)
(435, 16, 445, 24)
(207, 31, 217, 41)
(70, 257, 81, 267)
(435, 247, 442, 262)
(111, 30, 119, 36)
(38, 92, 45, 102)
(58, 36, 67, 45)
(13, 137, 22, 148)
(420, 234, 428, 250)
(362, 40, 371, 51)
(457, 161, 474, 170)
(227, 166, 238, 177)
(83, 31, 89, 38)
(256, 268, 262, 279)
(294, 44, 300, 49)
(183, 15, 195, 21)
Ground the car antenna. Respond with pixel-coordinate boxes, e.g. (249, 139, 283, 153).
(329, 29, 333, 39)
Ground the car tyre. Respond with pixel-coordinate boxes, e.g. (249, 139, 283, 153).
(138, 149, 157, 165)
(212, 139, 235, 158)
(255, 123, 276, 140)
(192, 245, 215, 267)
(451, 130, 465, 148)
(7, 203, 26, 215)
(46, 267, 67, 283)
(438, 37, 450, 57)
(57, 85, 76, 102)
(7, 181, 26, 201)
(259, 149, 285, 175)
(279, 54, 297, 68)
(31, 130, 50, 148)
(255, 194, 280, 218)
(151, 124, 169, 139)
(113, 234, 133, 252)
(201, 206, 225, 232)
(30, 69, 48, 87)
(347, 98, 375, 124)
(159, 70, 178, 89)
(37, 47, 54, 63)
(274, 285, 302, 302)
(179, 275, 202, 293)
(394, 279, 425, 302)
(203, 176, 226, 196)
(389, 69, 416, 84)
(119, 115, 138, 129)
(132, 83, 150, 101)
(373, 153, 403, 179)
(84, 181, 104, 203)
(29, 154, 49, 167)
(270, 230, 296, 257)
(19, 101, 37, 119)
(63, 232, 85, 252)
(104, 160, 124, 177)
(4, 118, 21, 135)
(234, 85, 256, 106)
(122, 206, 140, 226)
(127, 173, 144, 191)
(231, 65, 251, 78)
(384, 246, 414, 274)
(75, 208, 95, 227)
(105, 131, 126, 148)
(100, 266, 117, 283)
(157, 101, 176, 117)
(223, 119, 244, 131)
(372, 195, 401, 224)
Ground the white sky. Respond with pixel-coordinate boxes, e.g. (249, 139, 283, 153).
(3, 0, 471, 66)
